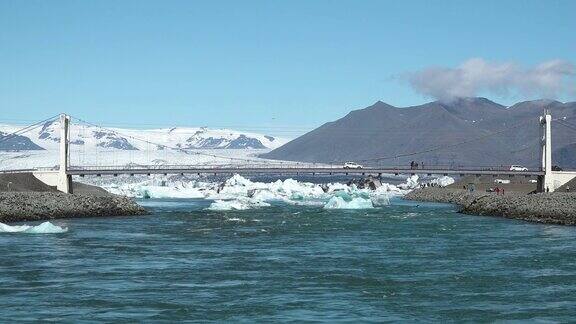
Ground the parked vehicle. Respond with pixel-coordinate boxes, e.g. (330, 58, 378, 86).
(552, 165, 563, 171)
(509, 165, 528, 171)
(343, 162, 363, 169)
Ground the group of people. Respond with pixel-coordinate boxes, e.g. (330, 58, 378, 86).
(494, 187, 505, 195)
(410, 161, 425, 170)
(419, 182, 440, 189)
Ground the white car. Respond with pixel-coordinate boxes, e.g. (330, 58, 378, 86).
(510, 165, 528, 171)
(343, 162, 363, 169)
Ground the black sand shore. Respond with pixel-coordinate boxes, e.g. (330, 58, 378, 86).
(0, 173, 146, 223)
(405, 187, 576, 226)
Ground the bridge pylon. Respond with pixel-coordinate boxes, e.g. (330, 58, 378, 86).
(538, 110, 576, 192)
(539, 111, 552, 192)
(57, 113, 72, 194)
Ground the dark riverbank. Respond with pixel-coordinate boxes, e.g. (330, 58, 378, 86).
(0, 173, 146, 223)
(405, 188, 576, 225)
(0, 192, 146, 223)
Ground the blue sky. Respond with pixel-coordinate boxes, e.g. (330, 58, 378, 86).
(0, 0, 574, 136)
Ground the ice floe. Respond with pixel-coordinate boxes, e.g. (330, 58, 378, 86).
(88, 173, 453, 210)
(208, 197, 271, 211)
(323, 196, 374, 209)
(0, 221, 68, 234)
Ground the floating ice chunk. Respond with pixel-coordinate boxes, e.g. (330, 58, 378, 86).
(0, 223, 30, 233)
(138, 185, 204, 199)
(370, 195, 391, 207)
(207, 198, 271, 211)
(24, 222, 68, 233)
(224, 174, 255, 187)
(207, 200, 249, 210)
(84, 173, 422, 206)
(373, 183, 406, 196)
(208, 200, 250, 210)
(0, 222, 68, 234)
(325, 182, 349, 193)
(398, 175, 420, 190)
(430, 176, 455, 187)
(323, 197, 374, 209)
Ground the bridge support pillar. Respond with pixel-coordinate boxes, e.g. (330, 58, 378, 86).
(537, 111, 576, 192)
(57, 114, 72, 194)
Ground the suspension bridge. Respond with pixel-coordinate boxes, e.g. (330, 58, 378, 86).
(1, 112, 575, 194)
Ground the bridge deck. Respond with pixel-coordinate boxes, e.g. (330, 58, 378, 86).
(64, 167, 544, 177)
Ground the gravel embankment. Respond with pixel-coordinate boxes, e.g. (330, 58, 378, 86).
(0, 192, 147, 223)
(404, 188, 576, 225)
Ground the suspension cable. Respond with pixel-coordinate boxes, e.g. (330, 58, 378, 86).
(0, 114, 60, 144)
(69, 115, 285, 165)
(556, 120, 576, 133)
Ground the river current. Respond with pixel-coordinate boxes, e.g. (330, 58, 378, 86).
(1, 197, 576, 322)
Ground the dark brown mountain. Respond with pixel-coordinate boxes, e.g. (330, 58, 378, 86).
(262, 98, 576, 168)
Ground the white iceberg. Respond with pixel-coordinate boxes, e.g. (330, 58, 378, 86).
(207, 197, 271, 211)
(0, 221, 68, 234)
(323, 196, 374, 209)
(430, 176, 455, 187)
(81, 173, 447, 210)
(138, 185, 204, 199)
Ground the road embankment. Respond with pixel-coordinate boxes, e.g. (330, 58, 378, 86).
(0, 192, 147, 223)
(404, 188, 576, 226)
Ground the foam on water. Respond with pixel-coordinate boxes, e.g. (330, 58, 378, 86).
(0, 221, 68, 234)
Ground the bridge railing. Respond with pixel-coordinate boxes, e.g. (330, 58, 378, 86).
(65, 163, 541, 172)
(67, 163, 341, 171)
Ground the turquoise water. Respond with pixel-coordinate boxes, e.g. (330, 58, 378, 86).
(1, 198, 576, 322)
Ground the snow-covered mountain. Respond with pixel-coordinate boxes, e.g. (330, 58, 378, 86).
(0, 120, 288, 151)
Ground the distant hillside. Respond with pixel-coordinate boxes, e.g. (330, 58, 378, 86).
(262, 98, 576, 168)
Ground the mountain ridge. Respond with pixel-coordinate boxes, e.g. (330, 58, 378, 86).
(0, 122, 288, 152)
(262, 98, 576, 168)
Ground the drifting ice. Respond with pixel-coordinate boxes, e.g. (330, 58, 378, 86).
(138, 185, 204, 199)
(0, 221, 68, 234)
(208, 198, 271, 211)
(323, 196, 374, 209)
(92, 173, 453, 210)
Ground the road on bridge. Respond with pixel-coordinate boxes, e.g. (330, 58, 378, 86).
(65, 166, 544, 177)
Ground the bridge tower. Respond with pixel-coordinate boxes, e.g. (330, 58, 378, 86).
(540, 110, 554, 192)
(57, 114, 72, 194)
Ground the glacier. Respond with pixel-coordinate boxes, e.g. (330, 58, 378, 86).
(0, 120, 291, 170)
(0, 120, 288, 151)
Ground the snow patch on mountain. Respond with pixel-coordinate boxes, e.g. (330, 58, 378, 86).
(0, 121, 288, 151)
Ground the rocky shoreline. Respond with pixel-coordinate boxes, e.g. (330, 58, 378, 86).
(404, 188, 576, 226)
(0, 192, 147, 223)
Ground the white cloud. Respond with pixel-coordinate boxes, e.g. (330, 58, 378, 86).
(406, 58, 576, 101)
